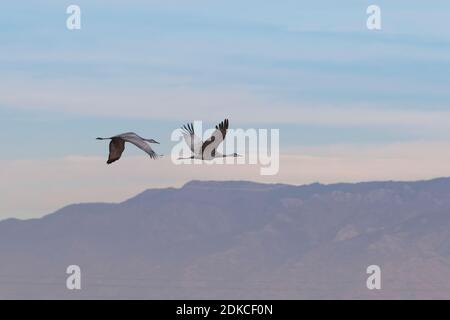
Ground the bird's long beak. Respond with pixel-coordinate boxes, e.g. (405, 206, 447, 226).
(154, 141, 160, 144)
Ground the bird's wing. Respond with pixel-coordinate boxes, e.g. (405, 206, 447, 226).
(107, 137, 126, 164)
(181, 123, 203, 154)
(121, 135, 159, 159)
(202, 119, 229, 157)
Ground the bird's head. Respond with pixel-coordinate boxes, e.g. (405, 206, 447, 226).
(233, 153, 241, 157)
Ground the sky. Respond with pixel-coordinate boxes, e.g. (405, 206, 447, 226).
(1, 0, 450, 218)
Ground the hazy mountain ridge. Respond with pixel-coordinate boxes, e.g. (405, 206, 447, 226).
(1, 178, 450, 299)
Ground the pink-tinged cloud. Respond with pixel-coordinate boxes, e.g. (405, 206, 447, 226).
(2, 141, 450, 219)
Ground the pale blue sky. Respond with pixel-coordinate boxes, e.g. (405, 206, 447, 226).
(1, 1, 450, 217)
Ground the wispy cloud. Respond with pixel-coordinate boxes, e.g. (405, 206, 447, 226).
(1, 78, 450, 131)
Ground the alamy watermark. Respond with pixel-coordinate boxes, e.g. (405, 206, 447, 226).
(171, 121, 280, 176)
(367, 5, 381, 30)
(366, 265, 381, 290)
(66, 265, 81, 290)
(66, 5, 81, 30)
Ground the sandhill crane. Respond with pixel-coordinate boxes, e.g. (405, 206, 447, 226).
(96, 132, 161, 164)
(180, 119, 240, 160)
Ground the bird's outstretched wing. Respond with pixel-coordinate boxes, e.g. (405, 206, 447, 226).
(120, 134, 160, 159)
(202, 119, 229, 157)
(107, 137, 126, 164)
(181, 123, 203, 155)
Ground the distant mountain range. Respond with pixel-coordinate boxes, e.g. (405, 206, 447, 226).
(2, 178, 450, 299)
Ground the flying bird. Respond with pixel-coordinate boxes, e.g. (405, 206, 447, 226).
(96, 132, 161, 164)
(180, 118, 240, 160)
